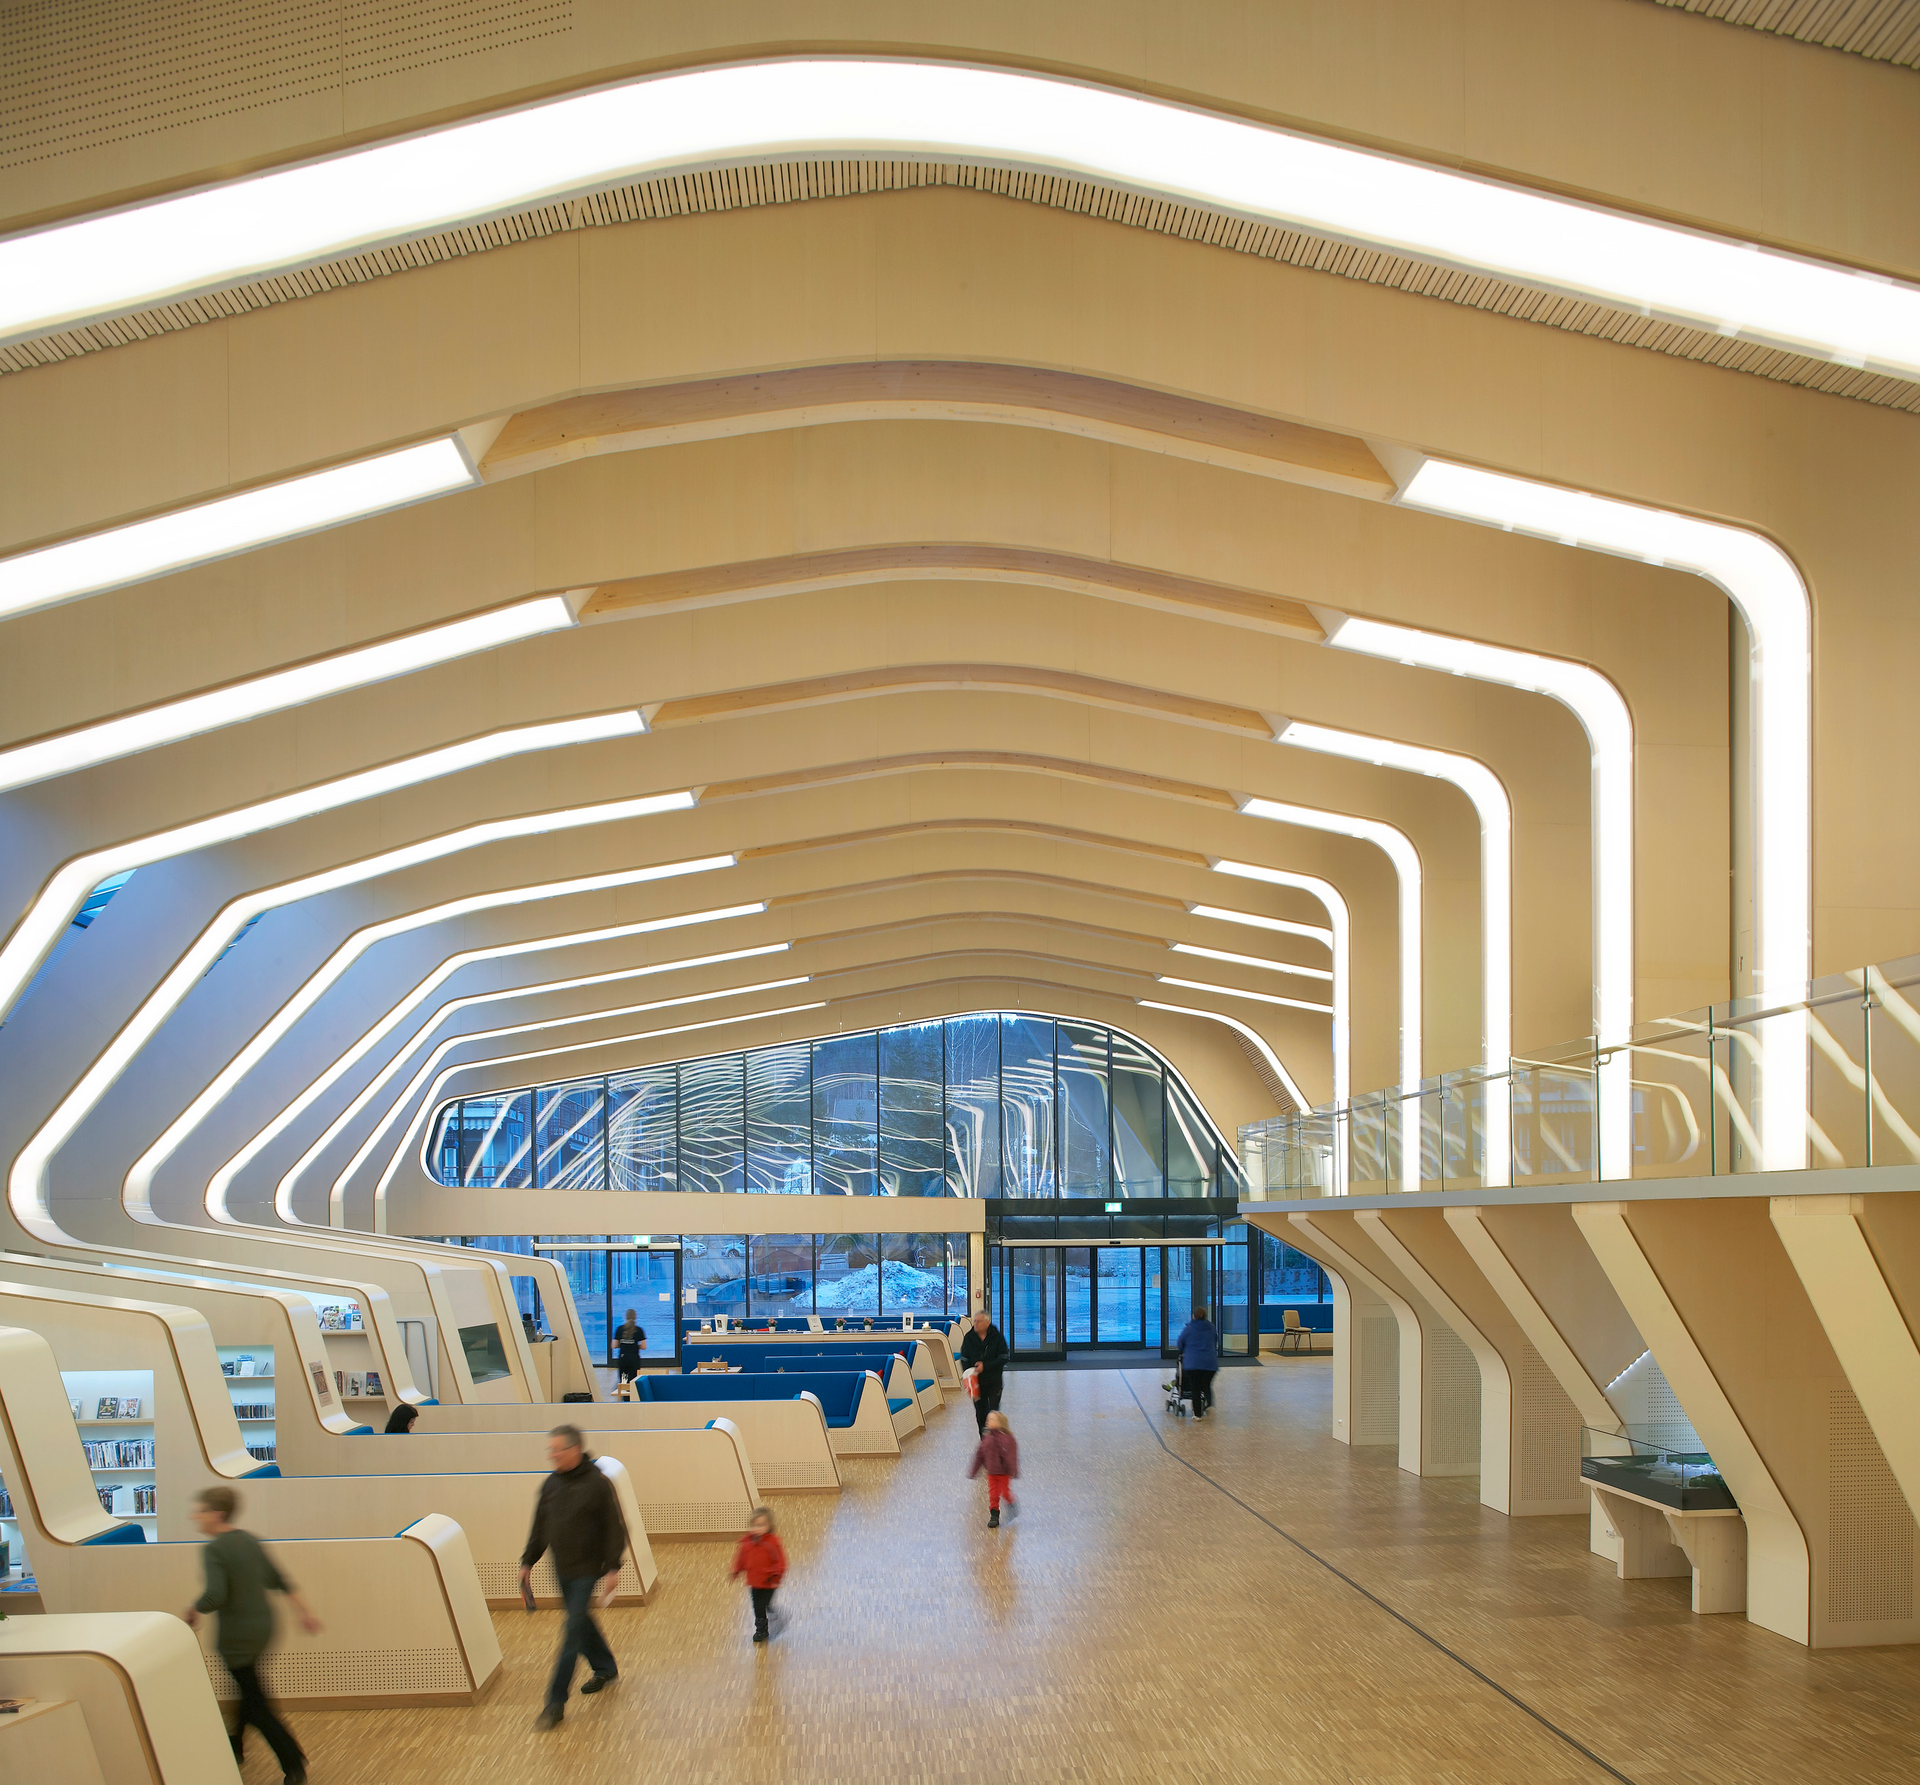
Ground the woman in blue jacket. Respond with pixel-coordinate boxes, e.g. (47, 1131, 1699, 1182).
(1176, 1304, 1221, 1418)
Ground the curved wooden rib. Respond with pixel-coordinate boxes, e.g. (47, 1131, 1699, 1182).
(648, 663, 1272, 738)
(698, 749, 1238, 810)
(579, 542, 1324, 640)
(483, 360, 1393, 502)
(765, 868, 1189, 914)
(737, 817, 1208, 869)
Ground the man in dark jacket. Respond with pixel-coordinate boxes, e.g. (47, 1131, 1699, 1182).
(958, 1309, 1010, 1434)
(1176, 1304, 1221, 1418)
(521, 1424, 629, 1730)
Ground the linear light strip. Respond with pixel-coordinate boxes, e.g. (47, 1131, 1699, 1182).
(125, 865, 744, 1223)
(1236, 799, 1422, 1193)
(369, 999, 827, 1226)
(1170, 942, 1333, 983)
(1209, 859, 1351, 1191)
(0, 595, 577, 793)
(1272, 716, 1513, 1187)
(295, 938, 784, 1222)
(1315, 608, 1635, 1178)
(1395, 456, 1812, 1172)
(0, 711, 649, 1024)
(5, 61, 1914, 374)
(248, 908, 769, 1222)
(1157, 974, 1333, 1016)
(1137, 1000, 1309, 1115)
(0, 439, 477, 618)
(1186, 903, 1333, 946)
(6, 785, 703, 1238)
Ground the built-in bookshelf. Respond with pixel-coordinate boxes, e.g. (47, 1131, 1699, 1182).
(65, 1368, 157, 1538)
(220, 1346, 276, 1465)
(311, 1298, 389, 1410)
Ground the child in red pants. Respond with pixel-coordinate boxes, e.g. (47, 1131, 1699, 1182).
(967, 1410, 1020, 1527)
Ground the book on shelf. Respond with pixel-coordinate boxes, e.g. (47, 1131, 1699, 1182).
(347, 1371, 364, 1398)
(120, 1397, 141, 1419)
(245, 1443, 277, 1463)
(82, 1437, 155, 1469)
(68, 1398, 81, 1420)
(363, 1369, 383, 1397)
(232, 1400, 275, 1420)
(94, 1396, 119, 1420)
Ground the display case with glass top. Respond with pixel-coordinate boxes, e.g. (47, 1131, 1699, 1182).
(1580, 1427, 1737, 1512)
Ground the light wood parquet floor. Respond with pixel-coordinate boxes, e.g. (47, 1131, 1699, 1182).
(247, 1361, 1920, 1785)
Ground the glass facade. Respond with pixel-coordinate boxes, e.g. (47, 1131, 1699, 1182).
(426, 1011, 1245, 1198)
(439, 1232, 971, 1363)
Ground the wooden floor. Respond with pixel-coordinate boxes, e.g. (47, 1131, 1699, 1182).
(258, 1362, 1920, 1784)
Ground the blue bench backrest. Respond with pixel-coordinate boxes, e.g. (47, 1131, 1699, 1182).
(631, 1371, 866, 1422)
(683, 1344, 906, 1376)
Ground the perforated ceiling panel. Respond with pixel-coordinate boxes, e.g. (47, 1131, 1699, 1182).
(7, 151, 1918, 418)
(1650, 0, 1920, 71)
(0, 0, 571, 171)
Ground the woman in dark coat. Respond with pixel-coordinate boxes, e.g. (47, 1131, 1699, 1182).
(1175, 1304, 1221, 1418)
(613, 1309, 645, 1385)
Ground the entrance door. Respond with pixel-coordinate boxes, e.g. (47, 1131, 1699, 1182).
(1005, 1247, 1062, 1357)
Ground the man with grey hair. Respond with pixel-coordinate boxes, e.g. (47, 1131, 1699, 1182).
(521, 1423, 629, 1731)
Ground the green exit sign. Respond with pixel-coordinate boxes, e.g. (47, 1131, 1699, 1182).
(1104, 1201, 1122, 1213)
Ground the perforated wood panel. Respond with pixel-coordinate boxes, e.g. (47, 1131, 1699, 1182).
(473, 1555, 646, 1598)
(636, 1499, 751, 1534)
(750, 1459, 839, 1490)
(1355, 1312, 1400, 1446)
(1651, 0, 1920, 70)
(1424, 1319, 1481, 1474)
(6, 150, 1917, 418)
(207, 1643, 468, 1698)
(0, 0, 571, 172)
(1517, 1343, 1584, 1505)
(1827, 1387, 1916, 1626)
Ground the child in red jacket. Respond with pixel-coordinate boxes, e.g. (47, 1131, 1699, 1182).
(967, 1409, 1020, 1527)
(730, 1507, 787, 1643)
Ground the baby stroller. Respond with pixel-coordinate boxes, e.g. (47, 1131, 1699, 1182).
(1163, 1360, 1191, 1417)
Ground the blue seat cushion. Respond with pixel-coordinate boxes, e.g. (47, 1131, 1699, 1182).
(887, 1397, 913, 1415)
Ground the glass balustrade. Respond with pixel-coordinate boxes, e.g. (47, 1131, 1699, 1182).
(1241, 951, 1920, 1197)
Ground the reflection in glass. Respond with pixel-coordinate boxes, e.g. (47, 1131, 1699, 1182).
(816, 1232, 880, 1316)
(1165, 1077, 1217, 1196)
(534, 1080, 606, 1189)
(607, 1065, 676, 1192)
(459, 1093, 533, 1188)
(944, 1233, 970, 1319)
(679, 1055, 744, 1194)
(879, 1021, 944, 1196)
(1109, 1030, 1164, 1196)
(542, 1236, 609, 1357)
(750, 1233, 814, 1313)
(944, 1015, 1001, 1197)
(813, 1033, 878, 1196)
(427, 1012, 1245, 1199)
(608, 1248, 678, 1357)
(683, 1232, 748, 1313)
(1058, 1020, 1110, 1197)
(1000, 1014, 1056, 1198)
(1097, 1247, 1144, 1343)
(882, 1232, 950, 1311)
(746, 1042, 812, 1194)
